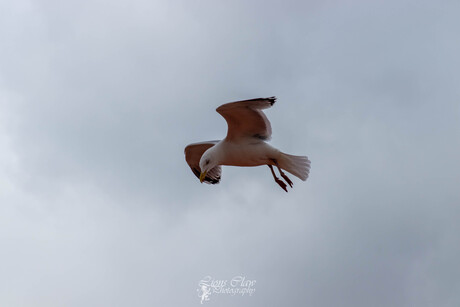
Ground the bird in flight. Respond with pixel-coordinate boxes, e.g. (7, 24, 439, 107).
(184, 97, 311, 192)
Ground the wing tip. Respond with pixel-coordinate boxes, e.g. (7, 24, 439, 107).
(218, 96, 277, 108)
(191, 167, 221, 184)
(206, 176, 221, 184)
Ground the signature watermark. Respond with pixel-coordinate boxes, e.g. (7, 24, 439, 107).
(197, 275, 256, 304)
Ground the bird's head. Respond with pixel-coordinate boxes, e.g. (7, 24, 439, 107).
(199, 149, 218, 183)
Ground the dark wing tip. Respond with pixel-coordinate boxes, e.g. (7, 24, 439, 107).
(191, 167, 221, 184)
(206, 176, 221, 184)
(246, 96, 276, 105)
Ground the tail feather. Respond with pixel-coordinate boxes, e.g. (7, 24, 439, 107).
(278, 153, 311, 181)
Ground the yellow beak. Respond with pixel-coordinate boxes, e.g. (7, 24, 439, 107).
(199, 171, 207, 183)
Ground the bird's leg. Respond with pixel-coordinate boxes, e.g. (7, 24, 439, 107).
(272, 159, 293, 188)
(268, 164, 288, 192)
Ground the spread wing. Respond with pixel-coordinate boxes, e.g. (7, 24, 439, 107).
(216, 97, 276, 142)
(184, 141, 222, 184)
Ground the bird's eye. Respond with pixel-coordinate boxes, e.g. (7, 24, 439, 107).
(205, 159, 210, 165)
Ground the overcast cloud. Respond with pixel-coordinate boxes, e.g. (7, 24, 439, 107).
(1, 0, 459, 306)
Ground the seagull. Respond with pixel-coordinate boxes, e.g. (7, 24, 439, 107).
(184, 97, 311, 192)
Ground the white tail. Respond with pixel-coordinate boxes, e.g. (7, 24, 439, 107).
(278, 153, 311, 181)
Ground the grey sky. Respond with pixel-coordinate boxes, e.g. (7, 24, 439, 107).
(1, 0, 459, 306)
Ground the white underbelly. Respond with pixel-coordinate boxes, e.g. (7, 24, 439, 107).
(220, 142, 279, 167)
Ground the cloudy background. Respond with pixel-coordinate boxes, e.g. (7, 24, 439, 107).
(1, 0, 459, 306)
